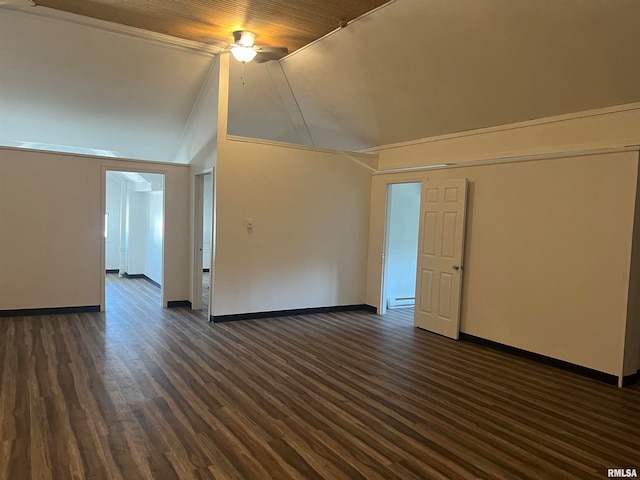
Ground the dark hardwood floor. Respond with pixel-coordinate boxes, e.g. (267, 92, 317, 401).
(1, 275, 639, 479)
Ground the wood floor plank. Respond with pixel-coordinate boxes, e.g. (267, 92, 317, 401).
(0, 275, 639, 479)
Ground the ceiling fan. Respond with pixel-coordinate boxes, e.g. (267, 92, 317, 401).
(229, 30, 288, 64)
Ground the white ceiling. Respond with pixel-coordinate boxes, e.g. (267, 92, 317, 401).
(0, 8, 215, 162)
(2, 0, 640, 160)
(227, 60, 313, 146)
(281, 0, 640, 150)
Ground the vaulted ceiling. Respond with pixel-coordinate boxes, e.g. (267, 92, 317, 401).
(228, 0, 640, 151)
(0, 8, 215, 161)
(2, 0, 640, 161)
(280, 0, 640, 150)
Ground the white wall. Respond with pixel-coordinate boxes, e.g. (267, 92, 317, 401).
(385, 182, 420, 306)
(126, 191, 148, 275)
(0, 8, 215, 162)
(0, 147, 190, 310)
(281, 0, 640, 151)
(173, 59, 220, 166)
(210, 54, 373, 317)
(367, 150, 639, 378)
(212, 138, 372, 316)
(105, 176, 123, 269)
(364, 104, 640, 380)
(105, 174, 164, 283)
(125, 188, 163, 283)
(202, 173, 212, 269)
(227, 61, 312, 146)
(146, 191, 163, 284)
(371, 104, 640, 171)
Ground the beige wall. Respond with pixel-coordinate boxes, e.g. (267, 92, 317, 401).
(367, 151, 639, 377)
(0, 147, 191, 310)
(212, 138, 372, 316)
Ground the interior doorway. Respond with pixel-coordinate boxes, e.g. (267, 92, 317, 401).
(104, 170, 165, 309)
(202, 172, 213, 314)
(381, 182, 421, 315)
(192, 170, 214, 319)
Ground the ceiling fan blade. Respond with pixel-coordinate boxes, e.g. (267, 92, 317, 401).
(254, 46, 289, 63)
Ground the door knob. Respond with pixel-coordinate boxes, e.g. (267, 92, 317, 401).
(452, 264, 461, 271)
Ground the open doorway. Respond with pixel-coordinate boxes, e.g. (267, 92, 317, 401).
(202, 172, 213, 314)
(193, 171, 214, 319)
(381, 182, 421, 316)
(104, 170, 165, 309)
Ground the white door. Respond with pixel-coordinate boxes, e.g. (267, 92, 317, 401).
(414, 178, 468, 339)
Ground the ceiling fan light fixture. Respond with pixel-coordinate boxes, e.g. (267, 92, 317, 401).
(231, 45, 257, 63)
(233, 30, 256, 47)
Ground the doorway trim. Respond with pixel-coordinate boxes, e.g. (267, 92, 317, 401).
(381, 181, 422, 315)
(100, 165, 168, 311)
(367, 171, 428, 314)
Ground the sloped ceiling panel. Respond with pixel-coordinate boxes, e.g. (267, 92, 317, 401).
(227, 60, 313, 146)
(172, 58, 221, 166)
(281, 0, 640, 151)
(0, 9, 215, 162)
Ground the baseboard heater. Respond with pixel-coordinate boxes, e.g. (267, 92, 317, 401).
(387, 297, 415, 308)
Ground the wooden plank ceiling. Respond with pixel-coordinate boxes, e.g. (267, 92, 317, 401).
(34, 0, 391, 52)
